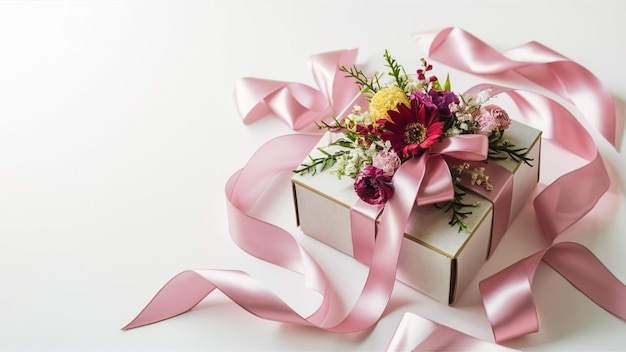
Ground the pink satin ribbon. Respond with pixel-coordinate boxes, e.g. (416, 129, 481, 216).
(414, 27, 617, 146)
(386, 312, 519, 352)
(124, 28, 624, 349)
(350, 199, 382, 265)
(233, 49, 361, 131)
(454, 158, 514, 258)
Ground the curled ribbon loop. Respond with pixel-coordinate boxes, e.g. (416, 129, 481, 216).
(414, 27, 617, 146)
(233, 49, 360, 130)
(480, 242, 626, 343)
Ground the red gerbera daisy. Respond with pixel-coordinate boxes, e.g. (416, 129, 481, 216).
(381, 98, 445, 159)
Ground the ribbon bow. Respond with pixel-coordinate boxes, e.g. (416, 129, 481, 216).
(351, 129, 488, 265)
(417, 134, 490, 204)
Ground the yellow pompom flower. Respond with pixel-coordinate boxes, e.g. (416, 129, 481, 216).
(368, 86, 410, 122)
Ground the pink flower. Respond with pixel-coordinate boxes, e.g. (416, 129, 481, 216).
(479, 105, 510, 134)
(372, 150, 401, 177)
(477, 112, 498, 135)
(482, 104, 511, 130)
(354, 166, 394, 205)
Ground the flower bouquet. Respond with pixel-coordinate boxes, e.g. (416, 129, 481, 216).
(295, 51, 533, 231)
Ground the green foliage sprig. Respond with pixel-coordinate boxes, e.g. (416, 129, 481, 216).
(338, 65, 381, 95)
(488, 131, 533, 166)
(293, 147, 350, 176)
(383, 50, 410, 92)
(434, 186, 478, 233)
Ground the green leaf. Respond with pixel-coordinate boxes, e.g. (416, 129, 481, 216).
(443, 73, 451, 91)
(431, 79, 442, 91)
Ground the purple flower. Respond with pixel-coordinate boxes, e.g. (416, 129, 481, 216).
(354, 166, 394, 205)
(411, 89, 459, 117)
(428, 89, 459, 116)
(410, 91, 438, 110)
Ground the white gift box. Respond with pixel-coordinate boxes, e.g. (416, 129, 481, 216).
(291, 120, 541, 304)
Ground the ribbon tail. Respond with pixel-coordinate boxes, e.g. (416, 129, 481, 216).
(123, 269, 321, 331)
(543, 242, 626, 320)
(386, 313, 520, 352)
(122, 270, 218, 330)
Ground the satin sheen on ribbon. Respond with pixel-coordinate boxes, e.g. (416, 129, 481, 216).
(350, 199, 382, 265)
(414, 27, 617, 146)
(233, 50, 361, 131)
(386, 313, 519, 352)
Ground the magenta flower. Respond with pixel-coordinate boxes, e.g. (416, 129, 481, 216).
(428, 89, 459, 117)
(411, 89, 459, 117)
(354, 166, 394, 205)
(410, 91, 438, 110)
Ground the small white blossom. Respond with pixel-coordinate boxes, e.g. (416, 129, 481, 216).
(470, 167, 493, 191)
(473, 89, 492, 105)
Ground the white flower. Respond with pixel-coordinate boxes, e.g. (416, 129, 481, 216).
(470, 167, 493, 191)
(473, 89, 492, 105)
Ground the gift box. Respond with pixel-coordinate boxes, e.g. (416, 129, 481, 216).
(291, 120, 541, 304)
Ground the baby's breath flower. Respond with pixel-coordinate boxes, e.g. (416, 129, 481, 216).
(473, 89, 492, 105)
(470, 167, 493, 191)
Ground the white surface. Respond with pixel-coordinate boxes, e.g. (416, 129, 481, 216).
(1, 1, 625, 351)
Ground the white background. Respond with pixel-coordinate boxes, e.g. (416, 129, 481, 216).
(1, 1, 625, 351)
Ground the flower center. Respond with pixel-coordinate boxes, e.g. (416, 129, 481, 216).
(404, 122, 427, 145)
